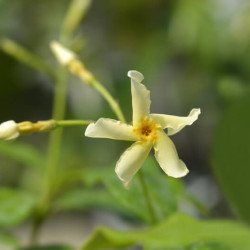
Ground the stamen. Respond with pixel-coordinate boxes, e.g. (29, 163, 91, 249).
(133, 118, 158, 142)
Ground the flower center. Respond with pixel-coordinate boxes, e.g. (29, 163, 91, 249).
(134, 118, 158, 142)
(141, 125, 152, 136)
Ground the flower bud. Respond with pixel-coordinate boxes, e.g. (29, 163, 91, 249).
(50, 41, 76, 66)
(0, 120, 19, 141)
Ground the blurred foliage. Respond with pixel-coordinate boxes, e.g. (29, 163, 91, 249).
(81, 213, 250, 250)
(53, 156, 204, 223)
(0, 232, 18, 249)
(0, 188, 35, 227)
(212, 92, 250, 223)
(20, 246, 74, 250)
(80, 156, 179, 223)
(0, 142, 45, 171)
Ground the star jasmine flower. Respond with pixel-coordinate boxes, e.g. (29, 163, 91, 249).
(0, 120, 19, 141)
(85, 70, 201, 188)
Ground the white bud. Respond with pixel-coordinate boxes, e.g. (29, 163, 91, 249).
(50, 41, 76, 65)
(0, 120, 19, 141)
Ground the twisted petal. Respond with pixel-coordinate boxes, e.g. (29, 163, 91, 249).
(85, 118, 139, 141)
(0, 120, 19, 141)
(154, 129, 189, 178)
(115, 141, 152, 187)
(150, 108, 201, 136)
(128, 70, 151, 125)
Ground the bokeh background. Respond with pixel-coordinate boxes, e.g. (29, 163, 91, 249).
(1, 0, 250, 249)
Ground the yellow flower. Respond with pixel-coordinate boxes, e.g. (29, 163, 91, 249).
(0, 120, 19, 141)
(85, 71, 201, 188)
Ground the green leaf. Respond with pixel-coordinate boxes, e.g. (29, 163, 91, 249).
(144, 241, 231, 250)
(81, 213, 250, 250)
(185, 242, 231, 250)
(52, 189, 126, 214)
(19, 246, 74, 250)
(0, 142, 45, 171)
(211, 93, 250, 223)
(82, 156, 178, 223)
(141, 157, 179, 221)
(0, 188, 35, 227)
(99, 171, 151, 223)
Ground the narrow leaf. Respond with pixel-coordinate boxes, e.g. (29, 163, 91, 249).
(0, 142, 45, 171)
(52, 189, 126, 214)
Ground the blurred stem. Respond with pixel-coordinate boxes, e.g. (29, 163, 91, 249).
(68, 60, 126, 123)
(183, 192, 210, 216)
(30, 215, 44, 246)
(55, 119, 93, 127)
(45, 68, 68, 198)
(0, 38, 56, 81)
(60, 0, 92, 43)
(17, 119, 92, 136)
(31, 69, 68, 245)
(89, 77, 126, 123)
(138, 170, 157, 224)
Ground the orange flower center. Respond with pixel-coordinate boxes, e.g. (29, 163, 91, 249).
(141, 125, 152, 136)
(134, 118, 159, 142)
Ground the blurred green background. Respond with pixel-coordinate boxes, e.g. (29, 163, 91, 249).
(1, 0, 250, 249)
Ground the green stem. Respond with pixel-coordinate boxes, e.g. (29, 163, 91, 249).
(138, 170, 157, 224)
(82, 76, 125, 123)
(60, 0, 92, 43)
(32, 69, 68, 245)
(1, 38, 56, 82)
(55, 119, 93, 127)
(46, 69, 68, 196)
(30, 215, 44, 246)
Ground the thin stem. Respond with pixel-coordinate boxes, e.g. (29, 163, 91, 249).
(68, 60, 125, 122)
(55, 119, 93, 127)
(46, 68, 68, 196)
(138, 170, 157, 224)
(31, 69, 68, 245)
(29, 0, 92, 245)
(89, 77, 126, 123)
(1, 38, 56, 82)
(30, 215, 44, 246)
(60, 0, 92, 43)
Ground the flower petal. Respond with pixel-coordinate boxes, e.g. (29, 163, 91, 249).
(154, 129, 189, 178)
(128, 70, 151, 125)
(150, 108, 201, 136)
(0, 120, 19, 141)
(85, 118, 139, 141)
(115, 141, 152, 187)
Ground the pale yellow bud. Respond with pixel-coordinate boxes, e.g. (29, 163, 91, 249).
(0, 120, 19, 141)
(50, 41, 76, 66)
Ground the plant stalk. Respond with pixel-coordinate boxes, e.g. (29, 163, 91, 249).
(138, 170, 157, 224)
(30, 68, 68, 245)
(55, 119, 93, 127)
